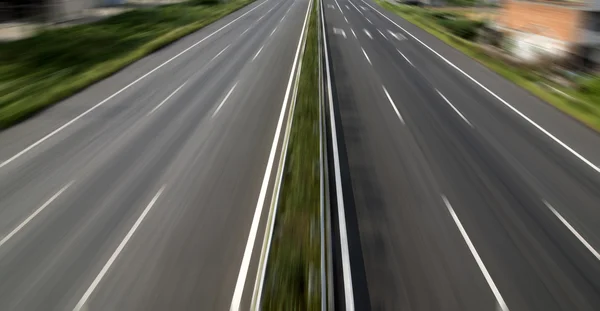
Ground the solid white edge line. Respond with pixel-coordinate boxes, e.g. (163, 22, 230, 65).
(397, 49, 414, 67)
(543, 200, 600, 261)
(382, 86, 404, 124)
(212, 82, 239, 118)
(361, 47, 372, 65)
(252, 45, 265, 62)
(0, 181, 74, 248)
(147, 81, 188, 115)
(436, 89, 473, 127)
(442, 196, 510, 311)
(361, 0, 600, 174)
(0, 0, 270, 170)
(228, 0, 312, 308)
(321, 0, 356, 308)
(73, 186, 166, 311)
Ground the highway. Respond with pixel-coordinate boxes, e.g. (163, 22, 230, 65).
(322, 0, 600, 310)
(0, 0, 310, 309)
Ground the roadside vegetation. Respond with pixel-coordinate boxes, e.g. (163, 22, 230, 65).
(378, 1, 600, 131)
(443, 0, 477, 7)
(0, 0, 253, 128)
(262, 1, 321, 310)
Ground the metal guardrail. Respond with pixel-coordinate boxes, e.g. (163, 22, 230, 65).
(318, 0, 335, 309)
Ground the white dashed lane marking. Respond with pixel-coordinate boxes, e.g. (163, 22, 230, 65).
(388, 29, 406, 41)
(333, 27, 347, 39)
(361, 47, 372, 65)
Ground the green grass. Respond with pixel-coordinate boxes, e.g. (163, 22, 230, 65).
(261, 1, 321, 310)
(0, 0, 254, 128)
(378, 0, 600, 131)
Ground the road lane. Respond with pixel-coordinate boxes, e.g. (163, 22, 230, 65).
(355, 0, 600, 268)
(323, 0, 600, 310)
(0, 0, 310, 309)
(323, 4, 497, 310)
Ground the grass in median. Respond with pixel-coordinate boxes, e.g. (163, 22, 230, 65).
(262, 1, 320, 310)
(0, 0, 254, 128)
(377, 0, 600, 131)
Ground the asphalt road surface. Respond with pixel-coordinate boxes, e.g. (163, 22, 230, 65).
(0, 0, 310, 309)
(322, 0, 600, 310)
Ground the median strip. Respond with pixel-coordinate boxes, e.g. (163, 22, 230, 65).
(260, 0, 322, 309)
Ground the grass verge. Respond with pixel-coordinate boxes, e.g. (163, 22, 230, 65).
(377, 0, 600, 131)
(261, 1, 321, 310)
(0, 0, 254, 128)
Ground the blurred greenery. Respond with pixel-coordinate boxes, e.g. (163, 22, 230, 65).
(446, 0, 477, 6)
(580, 76, 600, 98)
(424, 10, 462, 20)
(0, 0, 253, 128)
(262, 1, 321, 310)
(437, 18, 484, 40)
(378, 0, 600, 131)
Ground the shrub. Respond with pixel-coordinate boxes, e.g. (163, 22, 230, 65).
(579, 76, 600, 97)
(437, 18, 484, 40)
(446, 0, 476, 6)
(425, 11, 462, 21)
(189, 0, 221, 4)
(393, 4, 421, 16)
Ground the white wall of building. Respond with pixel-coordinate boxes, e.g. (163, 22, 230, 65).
(509, 31, 570, 61)
(49, 0, 121, 21)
